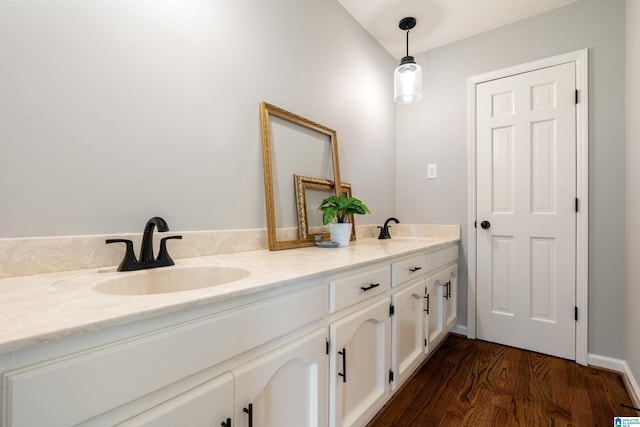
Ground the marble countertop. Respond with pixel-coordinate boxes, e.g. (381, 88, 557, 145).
(0, 236, 458, 354)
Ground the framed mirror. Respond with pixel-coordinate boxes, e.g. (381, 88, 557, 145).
(294, 175, 355, 242)
(260, 102, 342, 250)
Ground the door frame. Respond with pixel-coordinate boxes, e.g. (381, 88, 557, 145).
(466, 49, 589, 365)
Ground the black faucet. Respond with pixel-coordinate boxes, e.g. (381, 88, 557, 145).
(106, 216, 182, 271)
(140, 217, 169, 263)
(378, 217, 400, 239)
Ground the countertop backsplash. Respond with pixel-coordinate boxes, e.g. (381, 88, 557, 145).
(0, 224, 460, 279)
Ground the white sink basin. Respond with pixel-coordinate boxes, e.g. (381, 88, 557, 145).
(48, 263, 261, 296)
(92, 265, 252, 295)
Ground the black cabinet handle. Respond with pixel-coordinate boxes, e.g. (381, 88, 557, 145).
(243, 404, 253, 427)
(423, 294, 430, 314)
(360, 283, 380, 292)
(444, 281, 451, 300)
(409, 266, 422, 272)
(338, 348, 347, 383)
(221, 418, 232, 427)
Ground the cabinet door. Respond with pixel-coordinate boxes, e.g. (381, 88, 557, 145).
(330, 298, 390, 427)
(390, 277, 426, 391)
(426, 271, 445, 350)
(444, 264, 458, 332)
(233, 328, 328, 427)
(117, 372, 234, 427)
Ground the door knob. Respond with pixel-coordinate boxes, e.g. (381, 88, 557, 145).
(480, 221, 491, 229)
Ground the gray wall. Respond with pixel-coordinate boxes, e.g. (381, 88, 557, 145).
(2, 0, 632, 363)
(0, 0, 397, 238)
(626, 0, 640, 390)
(396, 0, 626, 358)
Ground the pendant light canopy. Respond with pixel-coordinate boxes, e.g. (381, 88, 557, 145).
(394, 17, 422, 104)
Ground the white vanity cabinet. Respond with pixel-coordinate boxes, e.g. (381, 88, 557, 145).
(390, 276, 426, 391)
(390, 247, 458, 387)
(328, 262, 392, 427)
(326, 244, 458, 426)
(1, 282, 328, 427)
(118, 328, 328, 427)
(0, 239, 460, 427)
(330, 298, 390, 427)
(443, 264, 458, 333)
(388, 252, 428, 391)
(233, 328, 328, 427)
(426, 269, 446, 350)
(425, 246, 459, 352)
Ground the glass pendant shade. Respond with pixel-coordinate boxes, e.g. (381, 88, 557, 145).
(394, 57, 422, 104)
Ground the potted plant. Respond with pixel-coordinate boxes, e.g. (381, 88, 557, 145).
(319, 195, 371, 246)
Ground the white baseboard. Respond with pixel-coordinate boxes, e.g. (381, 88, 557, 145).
(623, 361, 640, 407)
(588, 353, 640, 407)
(588, 353, 626, 371)
(451, 324, 467, 336)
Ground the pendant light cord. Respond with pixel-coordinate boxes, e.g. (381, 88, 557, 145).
(405, 30, 410, 58)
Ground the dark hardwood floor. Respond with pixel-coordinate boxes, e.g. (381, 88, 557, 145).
(368, 334, 639, 427)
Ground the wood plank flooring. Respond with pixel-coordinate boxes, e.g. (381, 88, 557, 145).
(368, 334, 638, 427)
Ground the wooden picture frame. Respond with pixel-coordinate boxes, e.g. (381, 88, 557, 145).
(294, 175, 355, 242)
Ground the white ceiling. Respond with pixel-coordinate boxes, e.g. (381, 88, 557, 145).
(337, 0, 580, 60)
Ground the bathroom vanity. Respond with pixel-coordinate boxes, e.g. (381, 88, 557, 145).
(0, 232, 458, 427)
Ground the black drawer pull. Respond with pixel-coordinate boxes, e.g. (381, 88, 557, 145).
(444, 281, 451, 300)
(360, 283, 380, 292)
(409, 266, 422, 272)
(338, 348, 347, 382)
(221, 418, 232, 427)
(243, 404, 253, 427)
(423, 294, 430, 314)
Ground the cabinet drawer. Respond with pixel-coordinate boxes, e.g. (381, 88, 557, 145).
(391, 254, 427, 287)
(329, 264, 390, 313)
(425, 245, 458, 273)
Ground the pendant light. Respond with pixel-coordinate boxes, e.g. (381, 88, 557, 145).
(394, 17, 422, 104)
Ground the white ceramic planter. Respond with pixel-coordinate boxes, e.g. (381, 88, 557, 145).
(330, 223, 352, 247)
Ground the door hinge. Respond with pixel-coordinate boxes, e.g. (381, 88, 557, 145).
(389, 370, 394, 383)
(575, 197, 579, 212)
(575, 89, 579, 104)
(575, 306, 578, 321)
(326, 338, 329, 355)
(389, 304, 395, 317)
(425, 338, 428, 348)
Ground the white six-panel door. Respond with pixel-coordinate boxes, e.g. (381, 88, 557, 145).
(476, 62, 577, 360)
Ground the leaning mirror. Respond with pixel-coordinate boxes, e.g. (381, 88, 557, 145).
(260, 102, 342, 250)
(294, 175, 355, 242)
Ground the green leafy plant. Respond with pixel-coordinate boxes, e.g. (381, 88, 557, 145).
(319, 195, 371, 225)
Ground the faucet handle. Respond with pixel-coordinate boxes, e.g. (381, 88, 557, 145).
(106, 239, 139, 271)
(157, 235, 182, 267)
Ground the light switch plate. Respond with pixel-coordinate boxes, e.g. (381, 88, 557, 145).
(427, 163, 437, 179)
